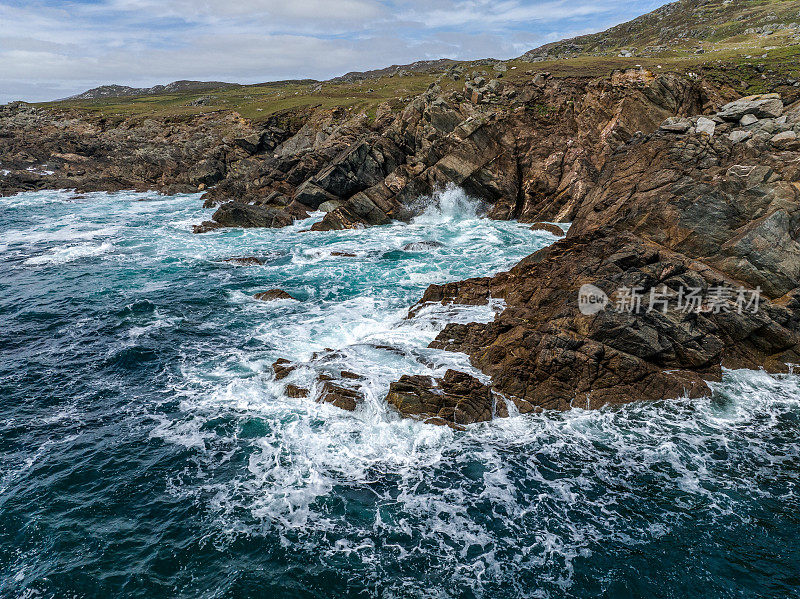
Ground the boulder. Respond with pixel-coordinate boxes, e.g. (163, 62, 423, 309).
(254, 289, 297, 301)
(740, 114, 759, 126)
(728, 130, 752, 143)
(660, 117, 691, 133)
(212, 202, 298, 228)
(771, 131, 800, 150)
(716, 93, 783, 121)
(695, 117, 716, 137)
(386, 370, 496, 427)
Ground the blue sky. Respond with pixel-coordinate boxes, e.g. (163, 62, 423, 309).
(0, 0, 667, 103)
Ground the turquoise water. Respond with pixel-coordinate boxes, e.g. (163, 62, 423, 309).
(0, 187, 798, 598)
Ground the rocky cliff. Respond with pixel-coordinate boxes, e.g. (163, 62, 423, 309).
(389, 92, 800, 427)
(4, 63, 800, 427)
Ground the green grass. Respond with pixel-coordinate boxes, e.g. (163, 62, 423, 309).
(35, 73, 448, 122)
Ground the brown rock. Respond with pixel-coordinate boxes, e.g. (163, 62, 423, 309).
(421, 231, 800, 411)
(386, 370, 496, 426)
(254, 289, 297, 301)
(340, 371, 365, 380)
(272, 358, 295, 381)
(286, 384, 309, 398)
(530, 222, 565, 236)
(318, 381, 362, 411)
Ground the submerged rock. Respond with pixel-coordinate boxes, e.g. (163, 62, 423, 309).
(193, 221, 224, 234)
(272, 358, 295, 380)
(402, 240, 444, 251)
(254, 289, 297, 301)
(224, 256, 265, 266)
(286, 384, 309, 398)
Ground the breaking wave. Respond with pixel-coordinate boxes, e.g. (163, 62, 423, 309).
(0, 188, 797, 598)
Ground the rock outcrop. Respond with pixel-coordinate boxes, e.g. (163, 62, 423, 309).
(387, 92, 800, 424)
(386, 370, 497, 428)
(254, 289, 297, 301)
(0, 105, 310, 198)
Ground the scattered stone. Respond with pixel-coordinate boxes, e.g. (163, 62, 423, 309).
(403, 240, 444, 251)
(286, 384, 309, 398)
(695, 116, 716, 137)
(331, 251, 357, 257)
(255, 289, 297, 301)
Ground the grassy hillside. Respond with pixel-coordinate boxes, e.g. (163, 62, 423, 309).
(523, 0, 800, 59)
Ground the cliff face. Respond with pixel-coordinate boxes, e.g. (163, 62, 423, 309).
(0, 106, 311, 197)
(196, 72, 720, 233)
(391, 93, 800, 427)
(0, 70, 722, 229)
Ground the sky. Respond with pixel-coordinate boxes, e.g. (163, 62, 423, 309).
(0, 0, 668, 103)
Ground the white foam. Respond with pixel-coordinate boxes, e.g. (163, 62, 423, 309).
(24, 241, 114, 265)
(10, 186, 797, 594)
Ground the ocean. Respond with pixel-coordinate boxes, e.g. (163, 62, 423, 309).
(0, 187, 798, 598)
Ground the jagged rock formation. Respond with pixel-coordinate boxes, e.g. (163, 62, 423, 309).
(0, 105, 313, 197)
(390, 92, 800, 424)
(197, 72, 720, 232)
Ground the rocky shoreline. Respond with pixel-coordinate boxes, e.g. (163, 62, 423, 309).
(4, 71, 800, 427)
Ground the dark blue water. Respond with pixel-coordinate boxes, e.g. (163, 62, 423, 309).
(1, 188, 798, 598)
